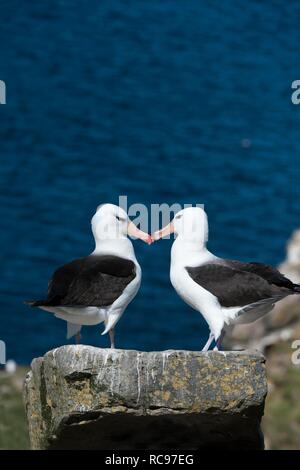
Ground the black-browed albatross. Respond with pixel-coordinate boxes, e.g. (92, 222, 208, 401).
(153, 207, 300, 351)
(26, 204, 152, 347)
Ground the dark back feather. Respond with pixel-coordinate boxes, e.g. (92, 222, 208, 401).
(186, 261, 294, 308)
(30, 255, 136, 307)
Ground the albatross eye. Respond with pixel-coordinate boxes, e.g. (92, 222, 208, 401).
(116, 215, 125, 222)
(175, 214, 183, 220)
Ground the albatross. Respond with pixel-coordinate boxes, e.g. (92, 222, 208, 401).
(153, 207, 300, 351)
(26, 204, 151, 348)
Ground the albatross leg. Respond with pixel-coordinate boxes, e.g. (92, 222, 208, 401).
(109, 328, 115, 349)
(75, 332, 81, 344)
(202, 332, 214, 352)
(213, 330, 225, 351)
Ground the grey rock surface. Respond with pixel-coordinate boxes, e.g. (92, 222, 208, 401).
(24, 346, 267, 449)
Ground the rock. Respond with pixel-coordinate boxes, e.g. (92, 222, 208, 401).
(23, 346, 267, 450)
(279, 230, 300, 283)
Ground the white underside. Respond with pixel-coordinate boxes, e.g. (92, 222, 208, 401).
(222, 301, 276, 325)
(40, 305, 106, 326)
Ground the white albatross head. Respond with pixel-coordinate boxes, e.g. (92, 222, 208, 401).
(92, 203, 152, 245)
(152, 206, 209, 246)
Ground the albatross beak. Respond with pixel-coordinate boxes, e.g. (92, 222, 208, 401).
(127, 221, 152, 245)
(152, 222, 174, 241)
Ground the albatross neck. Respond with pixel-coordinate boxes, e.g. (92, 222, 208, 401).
(171, 236, 213, 266)
(92, 237, 136, 261)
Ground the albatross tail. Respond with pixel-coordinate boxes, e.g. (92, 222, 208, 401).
(67, 322, 82, 339)
(25, 299, 53, 307)
(101, 309, 123, 336)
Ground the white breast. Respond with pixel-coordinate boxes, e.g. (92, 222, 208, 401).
(170, 237, 224, 335)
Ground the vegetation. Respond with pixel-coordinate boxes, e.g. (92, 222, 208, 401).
(262, 341, 300, 450)
(0, 367, 29, 450)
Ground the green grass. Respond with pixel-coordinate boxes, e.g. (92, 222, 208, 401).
(0, 367, 30, 450)
(262, 343, 300, 450)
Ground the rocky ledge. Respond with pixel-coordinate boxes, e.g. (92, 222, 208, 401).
(23, 346, 267, 450)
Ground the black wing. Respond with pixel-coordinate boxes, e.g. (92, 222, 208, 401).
(225, 260, 296, 290)
(29, 255, 136, 307)
(186, 263, 291, 308)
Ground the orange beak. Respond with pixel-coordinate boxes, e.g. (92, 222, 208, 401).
(127, 221, 152, 245)
(152, 222, 174, 241)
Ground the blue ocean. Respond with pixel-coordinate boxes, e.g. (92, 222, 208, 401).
(1, 1, 300, 364)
